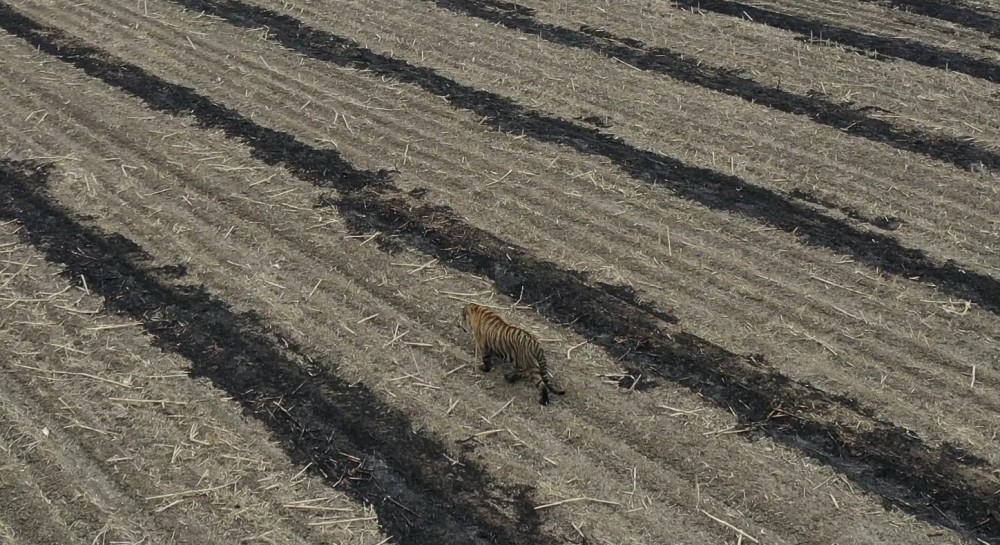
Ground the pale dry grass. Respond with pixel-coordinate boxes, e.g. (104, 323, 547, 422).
(0, 0, 994, 543)
(0, 225, 384, 544)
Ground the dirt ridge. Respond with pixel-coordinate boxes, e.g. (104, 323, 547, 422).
(789, 187, 903, 231)
(118, 0, 1000, 320)
(0, 157, 554, 545)
(426, 0, 1000, 173)
(672, 0, 1000, 83)
(3, 2, 999, 542)
(326, 189, 1000, 544)
(860, 0, 1000, 38)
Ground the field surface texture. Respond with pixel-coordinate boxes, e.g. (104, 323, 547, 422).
(0, 0, 999, 544)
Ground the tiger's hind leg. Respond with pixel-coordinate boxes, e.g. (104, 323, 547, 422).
(533, 365, 559, 404)
(536, 380, 550, 405)
(478, 349, 493, 372)
(533, 352, 565, 401)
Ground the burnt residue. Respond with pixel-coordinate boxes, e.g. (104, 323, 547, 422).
(424, 0, 1000, 173)
(0, 6, 390, 192)
(857, 0, 1000, 40)
(0, 159, 554, 545)
(138, 0, 1000, 321)
(672, 0, 1000, 84)
(4, 3, 1000, 542)
(323, 187, 1000, 543)
(615, 370, 652, 391)
(578, 24, 647, 48)
(790, 187, 903, 230)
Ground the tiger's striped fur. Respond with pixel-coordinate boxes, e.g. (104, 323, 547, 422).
(459, 303, 566, 404)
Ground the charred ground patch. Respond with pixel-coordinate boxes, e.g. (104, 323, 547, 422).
(0, 4, 391, 192)
(110, 0, 1000, 319)
(790, 187, 903, 230)
(0, 0, 677, 351)
(858, 0, 1000, 40)
(672, 0, 1000, 84)
(0, 158, 556, 545)
(423, 0, 1000, 173)
(4, 3, 1000, 541)
(323, 188, 1000, 544)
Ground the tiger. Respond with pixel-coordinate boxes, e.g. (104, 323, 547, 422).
(459, 303, 566, 405)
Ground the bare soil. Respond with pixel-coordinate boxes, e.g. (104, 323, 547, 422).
(0, 0, 998, 544)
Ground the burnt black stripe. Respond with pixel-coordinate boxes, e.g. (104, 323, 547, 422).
(2, 2, 998, 541)
(0, 158, 553, 544)
(332, 189, 1000, 543)
(423, 0, 1000, 173)
(671, 0, 1000, 83)
(148, 0, 1000, 319)
(856, 0, 1000, 39)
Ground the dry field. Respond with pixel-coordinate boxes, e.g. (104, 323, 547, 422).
(0, 0, 998, 543)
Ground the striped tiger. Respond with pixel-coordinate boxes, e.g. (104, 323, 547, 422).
(459, 303, 566, 404)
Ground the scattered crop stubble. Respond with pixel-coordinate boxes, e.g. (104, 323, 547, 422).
(0, 155, 975, 544)
(849, 0, 1000, 40)
(0, 34, 776, 545)
(303, 0, 1000, 426)
(172, 0, 989, 454)
(0, 106, 836, 539)
(0, 19, 747, 543)
(397, 0, 1000, 262)
(668, 0, 1000, 84)
(1, 0, 1000, 544)
(0, 230, 383, 544)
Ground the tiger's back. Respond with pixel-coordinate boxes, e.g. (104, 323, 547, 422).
(459, 303, 566, 404)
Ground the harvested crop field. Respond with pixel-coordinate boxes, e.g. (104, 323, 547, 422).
(0, 0, 998, 543)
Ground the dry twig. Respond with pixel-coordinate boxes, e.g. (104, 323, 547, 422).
(535, 496, 621, 510)
(11, 363, 136, 389)
(700, 510, 759, 543)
